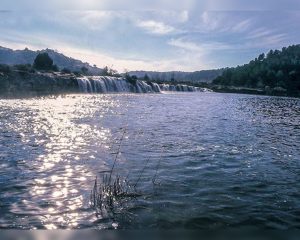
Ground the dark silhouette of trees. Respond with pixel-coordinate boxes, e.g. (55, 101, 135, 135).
(102, 66, 118, 76)
(81, 66, 88, 75)
(213, 45, 300, 96)
(0, 64, 11, 73)
(33, 53, 58, 71)
(61, 68, 71, 74)
(144, 74, 150, 81)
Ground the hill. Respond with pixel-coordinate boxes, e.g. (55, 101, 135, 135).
(0, 46, 103, 75)
(128, 69, 224, 84)
(0, 46, 223, 82)
(213, 45, 300, 97)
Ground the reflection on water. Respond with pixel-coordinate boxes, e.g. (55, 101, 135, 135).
(0, 93, 299, 230)
(0, 95, 122, 229)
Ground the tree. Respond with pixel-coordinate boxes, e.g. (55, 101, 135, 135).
(102, 66, 109, 76)
(102, 66, 118, 76)
(212, 44, 300, 96)
(144, 74, 150, 81)
(33, 53, 55, 71)
(258, 53, 265, 61)
(81, 66, 88, 75)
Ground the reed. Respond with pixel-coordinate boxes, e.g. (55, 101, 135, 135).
(90, 173, 140, 216)
(90, 129, 144, 217)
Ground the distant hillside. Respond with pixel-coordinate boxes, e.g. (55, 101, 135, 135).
(128, 69, 224, 83)
(213, 44, 300, 97)
(0, 46, 223, 81)
(0, 46, 103, 75)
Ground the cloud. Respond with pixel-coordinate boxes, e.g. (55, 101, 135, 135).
(0, 34, 211, 72)
(262, 33, 287, 45)
(148, 10, 189, 23)
(168, 38, 230, 52)
(231, 19, 253, 32)
(200, 12, 255, 34)
(136, 20, 176, 35)
(168, 38, 202, 52)
(201, 11, 219, 31)
(200, 11, 237, 33)
(56, 44, 211, 72)
(50, 11, 125, 31)
(0, 9, 298, 72)
(76, 11, 116, 27)
(246, 27, 273, 39)
(178, 10, 189, 23)
(245, 27, 287, 47)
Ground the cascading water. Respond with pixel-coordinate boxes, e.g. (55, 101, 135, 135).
(159, 83, 210, 92)
(77, 76, 161, 94)
(77, 77, 93, 93)
(77, 76, 211, 94)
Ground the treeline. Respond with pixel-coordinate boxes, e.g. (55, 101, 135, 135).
(213, 45, 300, 96)
(0, 52, 87, 76)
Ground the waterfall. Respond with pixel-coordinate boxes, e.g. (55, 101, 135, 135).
(77, 76, 93, 93)
(159, 83, 207, 92)
(77, 76, 211, 94)
(76, 76, 161, 94)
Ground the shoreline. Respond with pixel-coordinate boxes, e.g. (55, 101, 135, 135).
(1, 70, 299, 99)
(210, 85, 299, 98)
(0, 70, 207, 98)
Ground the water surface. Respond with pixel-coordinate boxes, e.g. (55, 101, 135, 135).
(0, 92, 299, 229)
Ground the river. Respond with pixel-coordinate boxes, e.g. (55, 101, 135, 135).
(0, 92, 299, 230)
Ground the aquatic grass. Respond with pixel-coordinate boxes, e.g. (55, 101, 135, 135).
(90, 173, 141, 216)
(90, 129, 152, 220)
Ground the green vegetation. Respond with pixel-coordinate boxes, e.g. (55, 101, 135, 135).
(102, 66, 119, 76)
(143, 74, 150, 81)
(90, 130, 156, 221)
(0, 64, 11, 74)
(61, 68, 71, 74)
(14, 64, 35, 74)
(81, 66, 88, 75)
(213, 45, 300, 96)
(0, 64, 36, 75)
(33, 52, 58, 71)
(125, 72, 138, 85)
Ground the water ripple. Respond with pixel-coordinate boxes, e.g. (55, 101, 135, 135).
(0, 93, 299, 229)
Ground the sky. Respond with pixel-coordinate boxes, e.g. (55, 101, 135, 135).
(0, 1, 300, 72)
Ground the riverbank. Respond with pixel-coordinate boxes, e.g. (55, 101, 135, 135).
(0, 70, 209, 98)
(210, 85, 298, 97)
(0, 71, 78, 98)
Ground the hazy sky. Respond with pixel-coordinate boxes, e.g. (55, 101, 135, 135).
(0, 1, 300, 72)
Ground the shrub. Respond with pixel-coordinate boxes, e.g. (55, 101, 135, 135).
(144, 74, 150, 81)
(102, 66, 118, 76)
(0, 64, 11, 74)
(73, 71, 82, 76)
(61, 68, 71, 74)
(33, 52, 55, 71)
(125, 74, 138, 85)
(81, 66, 88, 75)
(14, 64, 32, 72)
(52, 64, 59, 72)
